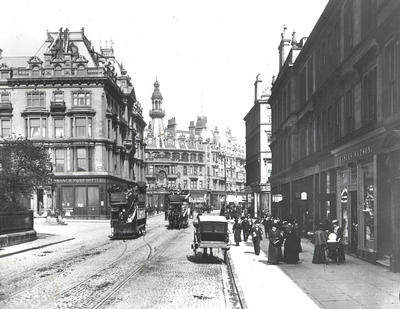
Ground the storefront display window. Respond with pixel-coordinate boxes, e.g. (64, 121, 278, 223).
(341, 188, 349, 243)
(61, 187, 73, 209)
(362, 161, 375, 250)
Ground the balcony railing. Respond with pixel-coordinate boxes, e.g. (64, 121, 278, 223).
(50, 101, 66, 112)
(0, 102, 13, 113)
(149, 109, 165, 118)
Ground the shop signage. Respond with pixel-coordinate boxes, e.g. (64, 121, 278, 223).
(337, 146, 373, 165)
(54, 178, 104, 183)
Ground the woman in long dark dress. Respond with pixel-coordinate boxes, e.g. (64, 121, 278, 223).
(250, 220, 263, 255)
(268, 221, 283, 264)
(232, 218, 242, 246)
(283, 224, 300, 264)
(312, 223, 328, 264)
(335, 221, 346, 264)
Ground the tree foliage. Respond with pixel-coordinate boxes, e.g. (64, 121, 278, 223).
(0, 137, 54, 212)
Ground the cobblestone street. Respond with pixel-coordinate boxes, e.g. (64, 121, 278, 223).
(0, 215, 237, 309)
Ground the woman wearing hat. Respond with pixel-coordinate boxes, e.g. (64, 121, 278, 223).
(283, 223, 300, 264)
(334, 220, 346, 264)
(268, 220, 284, 264)
(312, 223, 328, 264)
(250, 219, 263, 255)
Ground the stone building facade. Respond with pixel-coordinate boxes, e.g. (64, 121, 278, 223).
(144, 80, 246, 211)
(244, 75, 272, 217)
(0, 28, 146, 218)
(269, 0, 400, 271)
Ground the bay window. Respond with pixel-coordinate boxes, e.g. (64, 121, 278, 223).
(25, 117, 47, 138)
(71, 116, 92, 138)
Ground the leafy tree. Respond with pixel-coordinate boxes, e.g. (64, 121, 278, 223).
(0, 137, 54, 213)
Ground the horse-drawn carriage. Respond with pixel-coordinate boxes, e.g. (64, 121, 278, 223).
(191, 215, 230, 262)
(167, 190, 190, 229)
(109, 181, 147, 239)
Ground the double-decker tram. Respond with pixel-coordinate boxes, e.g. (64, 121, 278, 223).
(109, 181, 147, 239)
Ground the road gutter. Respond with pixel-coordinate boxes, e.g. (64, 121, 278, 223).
(227, 251, 248, 309)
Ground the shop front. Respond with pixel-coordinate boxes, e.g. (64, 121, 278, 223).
(334, 141, 379, 261)
(378, 130, 400, 271)
(55, 176, 112, 219)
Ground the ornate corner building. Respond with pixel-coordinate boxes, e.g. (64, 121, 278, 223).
(269, 1, 400, 271)
(144, 80, 246, 210)
(0, 28, 146, 218)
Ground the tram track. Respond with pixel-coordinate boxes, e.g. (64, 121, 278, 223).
(0, 219, 166, 308)
(0, 241, 117, 304)
(43, 224, 165, 309)
(46, 224, 186, 309)
(90, 228, 188, 309)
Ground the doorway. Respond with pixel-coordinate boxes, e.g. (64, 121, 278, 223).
(350, 191, 358, 253)
(37, 188, 44, 212)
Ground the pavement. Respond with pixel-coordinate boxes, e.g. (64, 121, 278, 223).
(0, 217, 105, 258)
(227, 223, 400, 309)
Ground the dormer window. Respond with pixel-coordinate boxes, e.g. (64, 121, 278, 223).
(72, 92, 91, 106)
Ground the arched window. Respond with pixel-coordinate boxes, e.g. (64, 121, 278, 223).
(32, 66, 40, 77)
(54, 65, 62, 77)
(77, 65, 85, 76)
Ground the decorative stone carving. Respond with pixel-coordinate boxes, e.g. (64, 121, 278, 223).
(28, 56, 43, 64)
(74, 55, 88, 63)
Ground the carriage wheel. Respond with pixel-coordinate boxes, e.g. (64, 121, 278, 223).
(223, 249, 228, 263)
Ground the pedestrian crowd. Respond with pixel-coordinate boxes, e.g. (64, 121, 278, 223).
(231, 214, 302, 264)
(231, 214, 346, 266)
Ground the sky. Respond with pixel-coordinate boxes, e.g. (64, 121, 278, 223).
(0, 0, 328, 142)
